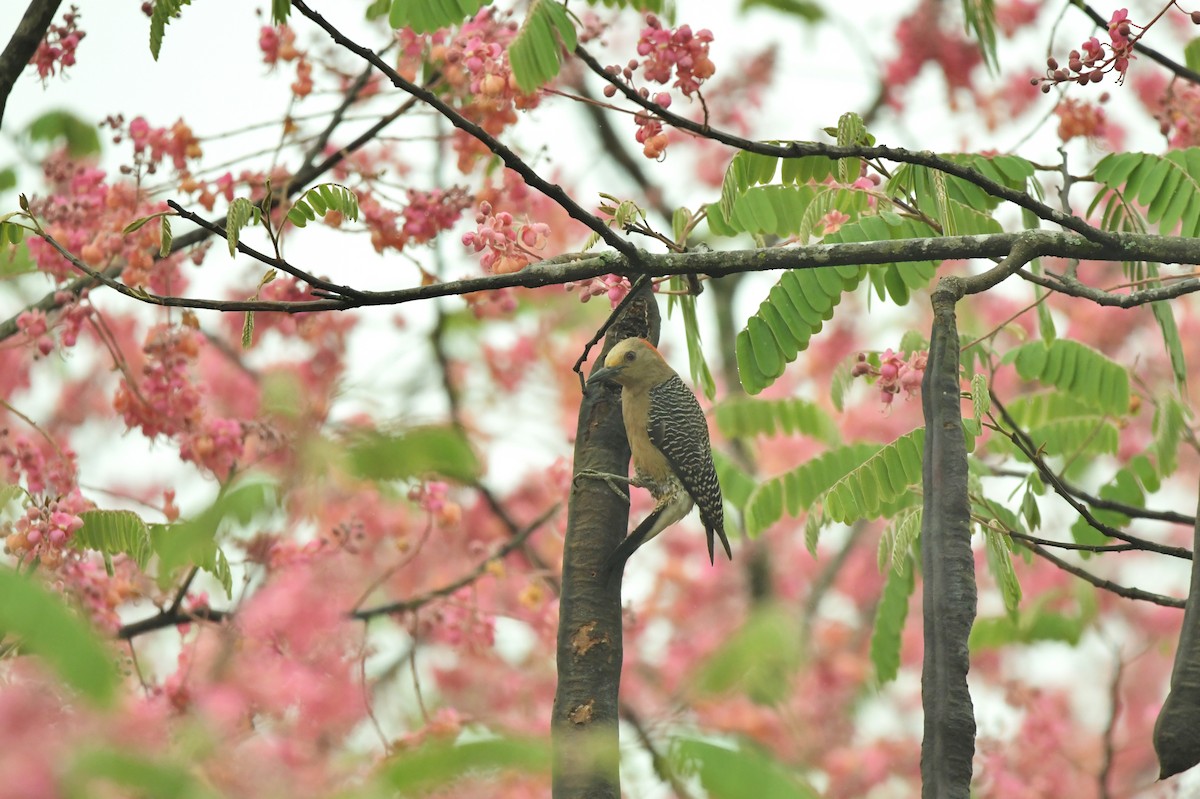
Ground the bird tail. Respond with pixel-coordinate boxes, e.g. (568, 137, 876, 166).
(704, 513, 733, 564)
(600, 506, 665, 588)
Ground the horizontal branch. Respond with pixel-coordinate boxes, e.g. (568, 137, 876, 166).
(116, 606, 228, 640)
(32, 228, 1200, 315)
(1020, 539, 1186, 608)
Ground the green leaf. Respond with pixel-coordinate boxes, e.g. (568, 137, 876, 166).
(739, 0, 823, 20)
(508, 0, 577, 93)
(0, 567, 118, 704)
(714, 397, 839, 444)
(151, 478, 275, 596)
(674, 738, 820, 799)
(149, 0, 192, 60)
(679, 291, 716, 400)
(271, 0, 290, 24)
(825, 428, 925, 523)
(159, 215, 172, 257)
(984, 528, 1021, 619)
(1187, 38, 1200, 76)
(961, 0, 998, 70)
(694, 605, 800, 703)
(970, 373, 989, 423)
(378, 737, 550, 793)
(1151, 298, 1188, 394)
(1009, 339, 1129, 417)
(66, 749, 219, 799)
(226, 197, 256, 256)
(74, 510, 154, 569)
(242, 311, 254, 349)
(712, 450, 756, 512)
(871, 554, 915, 684)
(1153, 394, 1188, 476)
(744, 443, 879, 536)
(26, 110, 101, 156)
(389, 0, 490, 33)
(877, 506, 921, 574)
(970, 590, 1095, 651)
(347, 426, 480, 483)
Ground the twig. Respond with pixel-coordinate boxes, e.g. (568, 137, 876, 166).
(619, 703, 697, 799)
(116, 606, 229, 640)
(291, 0, 640, 262)
(989, 393, 1192, 560)
(573, 44, 1117, 246)
(352, 503, 560, 620)
(1018, 539, 1184, 607)
(1098, 652, 1124, 799)
(165, 200, 369, 299)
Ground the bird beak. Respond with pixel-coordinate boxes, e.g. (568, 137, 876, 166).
(587, 364, 623, 388)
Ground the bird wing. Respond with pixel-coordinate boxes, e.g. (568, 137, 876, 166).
(646, 376, 731, 562)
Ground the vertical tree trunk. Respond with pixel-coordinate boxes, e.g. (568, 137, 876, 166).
(1153, 486, 1200, 778)
(920, 280, 977, 799)
(552, 289, 660, 799)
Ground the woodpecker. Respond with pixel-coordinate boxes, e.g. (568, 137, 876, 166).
(585, 337, 731, 578)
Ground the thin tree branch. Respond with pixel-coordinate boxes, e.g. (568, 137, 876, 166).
(1018, 539, 1185, 607)
(989, 394, 1193, 561)
(0, 87, 428, 342)
(352, 503, 560, 620)
(291, 0, 640, 262)
(573, 44, 1117, 246)
(116, 606, 229, 640)
(1007, 529, 1140, 554)
(165, 200, 369, 299)
(1098, 652, 1124, 799)
(1073, 1, 1200, 85)
(619, 703, 697, 799)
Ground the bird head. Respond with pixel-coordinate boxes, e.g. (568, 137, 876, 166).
(587, 338, 668, 390)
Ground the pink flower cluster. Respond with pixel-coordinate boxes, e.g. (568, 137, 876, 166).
(408, 480, 463, 527)
(461, 201, 550, 274)
(565, 273, 634, 308)
(15, 293, 91, 358)
(124, 115, 203, 172)
(402, 187, 472, 245)
(601, 15, 715, 158)
(0, 430, 78, 497)
(851, 348, 927, 407)
(449, 31, 512, 100)
(1055, 97, 1107, 143)
(1035, 8, 1136, 90)
(636, 15, 715, 98)
(29, 5, 84, 81)
(884, 0, 982, 99)
(3, 490, 87, 570)
(25, 155, 172, 287)
(0, 427, 88, 568)
(258, 25, 312, 97)
(113, 324, 245, 477)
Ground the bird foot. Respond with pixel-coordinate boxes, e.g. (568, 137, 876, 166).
(573, 469, 634, 500)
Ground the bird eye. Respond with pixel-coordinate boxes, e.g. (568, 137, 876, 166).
(624, 350, 636, 362)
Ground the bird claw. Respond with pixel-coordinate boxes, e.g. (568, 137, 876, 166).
(573, 469, 632, 500)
